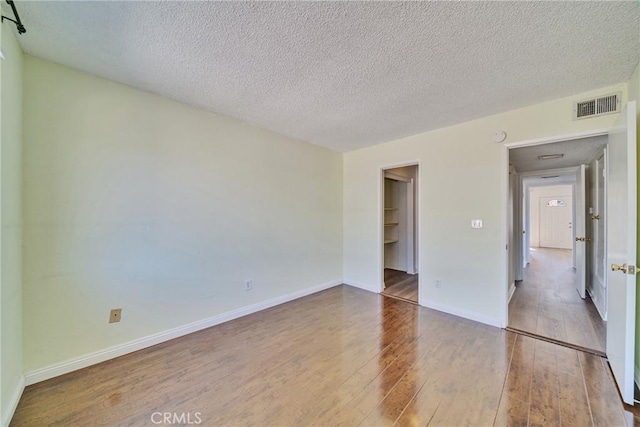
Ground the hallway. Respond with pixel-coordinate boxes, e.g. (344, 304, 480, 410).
(508, 248, 606, 353)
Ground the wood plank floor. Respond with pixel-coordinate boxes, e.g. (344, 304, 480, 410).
(382, 268, 418, 303)
(508, 248, 606, 353)
(11, 285, 628, 426)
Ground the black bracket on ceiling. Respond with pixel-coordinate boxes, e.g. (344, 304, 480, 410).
(1, 0, 25, 34)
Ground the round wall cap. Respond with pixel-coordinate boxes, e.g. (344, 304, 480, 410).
(491, 130, 507, 143)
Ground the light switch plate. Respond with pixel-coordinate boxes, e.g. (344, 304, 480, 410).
(471, 219, 483, 229)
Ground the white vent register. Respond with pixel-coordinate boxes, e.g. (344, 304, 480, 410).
(574, 92, 621, 120)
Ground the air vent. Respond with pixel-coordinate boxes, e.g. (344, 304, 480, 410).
(597, 94, 619, 114)
(576, 100, 596, 118)
(574, 92, 621, 120)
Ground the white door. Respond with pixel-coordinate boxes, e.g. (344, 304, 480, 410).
(606, 101, 637, 405)
(539, 195, 573, 249)
(574, 165, 587, 299)
(590, 151, 607, 318)
(508, 172, 515, 285)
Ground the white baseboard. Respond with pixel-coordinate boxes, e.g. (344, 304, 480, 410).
(508, 282, 516, 303)
(24, 280, 342, 386)
(343, 279, 379, 294)
(420, 299, 503, 328)
(1, 375, 25, 427)
(344, 280, 503, 329)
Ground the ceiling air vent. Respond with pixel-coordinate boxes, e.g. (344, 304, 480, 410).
(574, 92, 621, 120)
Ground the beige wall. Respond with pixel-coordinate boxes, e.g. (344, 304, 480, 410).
(10, 45, 640, 403)
(343, 83, 627, 326)
(22, 56, 343, 372)
(0, 25, 24, 424)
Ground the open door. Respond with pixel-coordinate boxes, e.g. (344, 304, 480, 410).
(606, 101, 637, 405)
(575, 164, 587, 298)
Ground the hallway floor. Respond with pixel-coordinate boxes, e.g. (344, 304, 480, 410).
(382, 269, 418, 303)
(508, 248, 606, 353)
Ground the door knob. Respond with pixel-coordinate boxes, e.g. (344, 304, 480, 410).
(575, 237, 591, 242)
(591, 214, 601, 220)
(611, 263, 628, 273)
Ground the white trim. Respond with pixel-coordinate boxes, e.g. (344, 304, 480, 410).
(1, 375, 25, 427)
(24, 280, 342, 386)
(380, 159, 422, 170)
(421, 299, 503, 328)
(343, 279, 378, 294)
(508, 282, 516, 303)
(514, 173, 524, 281)
(503, 128, 610, 149)
(500, 144, 509, 328)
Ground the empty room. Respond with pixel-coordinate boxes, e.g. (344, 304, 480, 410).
(1, 1, 640, 426)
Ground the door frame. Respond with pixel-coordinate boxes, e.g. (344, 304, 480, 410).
(500, 128, 611, 327)
(589, 148, 608, 321)
(533, 185, 575, 249)
(379, 161, 421, 300)
(519, 169, 578, 259)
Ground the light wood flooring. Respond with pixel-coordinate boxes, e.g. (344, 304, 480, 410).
(382, 268, 418, 303)
(509, 248, 606, 354)
(12, 285, 628, 426)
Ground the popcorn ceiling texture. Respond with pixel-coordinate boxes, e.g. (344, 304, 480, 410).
(11, 1, 640, 151)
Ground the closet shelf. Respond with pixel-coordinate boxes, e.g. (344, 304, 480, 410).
(384, 223, 399, 227)
(384, 207, 398, 211)
(384, 239, 398, 244)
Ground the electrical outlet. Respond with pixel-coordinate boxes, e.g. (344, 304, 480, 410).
(435, 280, 442, 289)
(109, 308, 122, 323)
(245, 280, 253, 291)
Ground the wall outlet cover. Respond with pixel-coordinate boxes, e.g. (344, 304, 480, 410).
(109, 308, 122, 323)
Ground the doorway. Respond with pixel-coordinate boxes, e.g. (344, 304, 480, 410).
(507, 136, 608, 354)
(381, 165, 419, 303)
(503, 101, 636, 404)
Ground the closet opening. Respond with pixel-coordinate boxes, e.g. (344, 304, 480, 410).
(381, 164, 419, 304)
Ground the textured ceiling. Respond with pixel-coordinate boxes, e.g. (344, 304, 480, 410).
(510, 136, 608, 173)
(9, 1, 640, 151)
